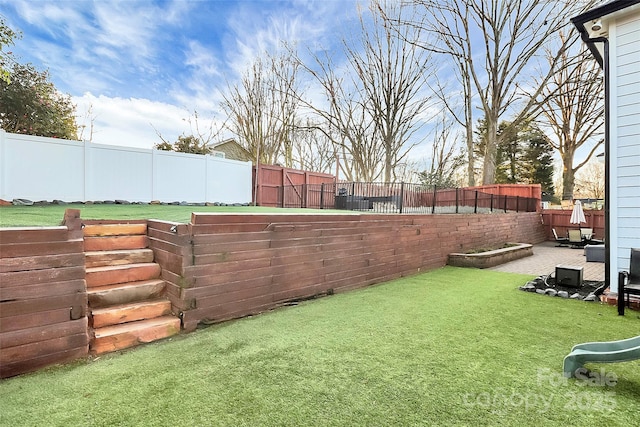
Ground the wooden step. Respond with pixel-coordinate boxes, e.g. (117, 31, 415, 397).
(91, 316, 180, 354)
(85, 249, 154, 268)
(91, 300, 172, 328)
(86, 263, 160, 288)
(84, 235, 149, 251)
(88, 279, 166, 308)
(83, 224, 147, 237)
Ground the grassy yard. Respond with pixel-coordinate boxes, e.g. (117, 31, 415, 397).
(0, 204, 348, 227)
(1, 267, 638, 426)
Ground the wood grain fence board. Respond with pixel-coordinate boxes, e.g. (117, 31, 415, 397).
(193, 240, 272, 256)
(0, 278, 86, 301)
(151, 247, 188, 275)
(190, 231, 271, 245)
(194, 248, 274, 265)
(161, 269, 193, 289)
(269, 252, 322, 267)
(0, 293, 87, 318)
(181, 275, 273, 300)
(0, 308, 73, 334)
(1, 330, 88, 364)
(183, 258, 273, 278)
(0, 240, 84, 259)
(270, 259, 324, 277)
(0, 253, 85, 273)
(0, 227, 69, 244)
(1, 346, 88, 379)
(189, 266, 275, 288)
(191, 213, 361, 225)
(193, 282, 274, 308)
(147, 228, 191, 246)
(181, 296, 274, 325)
(147, 237, 191, 257)
(1, 266, 85, 288)
(1, 317, 88, 349)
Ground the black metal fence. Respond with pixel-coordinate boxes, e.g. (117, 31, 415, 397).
(275, 182, 539, 214)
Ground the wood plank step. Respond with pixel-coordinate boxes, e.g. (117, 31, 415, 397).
(85, 249, 154, 268)
(86, 263, 160, 288)
(84, 235, 149, 251)
(88, 279, 166, 308)
(91, 316, 180, 354)
(83, 224, 147, 237)
(91, 300, 172, 328)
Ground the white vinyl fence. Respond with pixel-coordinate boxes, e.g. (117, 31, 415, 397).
(0, 131, 252, 203)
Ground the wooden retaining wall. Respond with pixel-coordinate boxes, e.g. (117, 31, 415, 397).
(148, 212, 546, 332)
(0, 210, 88, 378)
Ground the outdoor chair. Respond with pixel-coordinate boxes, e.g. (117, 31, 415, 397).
(580, 228, 593, 240)
(552, 228, 569, 247)
(618, 248, 640, 315)
(568, 229, 586, 248)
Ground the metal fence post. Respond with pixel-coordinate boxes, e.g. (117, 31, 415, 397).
(399, 182, 405, 214)
(504, 195, 507, 213)
(432, 185, 437, 214)
(490, 194, 494, 212)
(455, 188, 459, 214)
(516, 196, 520, 213)
(474, 191, 478, 214)
(320, 183, 325, 209)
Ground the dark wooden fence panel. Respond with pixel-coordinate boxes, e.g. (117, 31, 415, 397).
(0, 210, 88, 378)
(541, 209, 605, 242)
(253, 165, 335, 207)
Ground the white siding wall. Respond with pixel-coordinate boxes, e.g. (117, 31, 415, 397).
(0, 131, 252, 204)
(611, 12, 640, 290)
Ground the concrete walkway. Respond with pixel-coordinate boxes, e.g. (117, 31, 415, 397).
(489, 241, 605, 282)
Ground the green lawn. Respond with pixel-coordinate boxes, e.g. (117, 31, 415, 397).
(0, 204, 347, 227)
(1, 267, 638, 426)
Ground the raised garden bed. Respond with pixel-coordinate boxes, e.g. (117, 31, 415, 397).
(447, 243, 533, 269)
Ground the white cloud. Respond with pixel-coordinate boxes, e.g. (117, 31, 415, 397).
(74, 93, 194, 149)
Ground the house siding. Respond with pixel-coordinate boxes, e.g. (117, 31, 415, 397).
(614, 11, 640, 283)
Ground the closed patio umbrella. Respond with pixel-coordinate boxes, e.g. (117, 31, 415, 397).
(570, 200, 586, 225)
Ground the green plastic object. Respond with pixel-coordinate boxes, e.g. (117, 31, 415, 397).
(563, 335, 640, 378)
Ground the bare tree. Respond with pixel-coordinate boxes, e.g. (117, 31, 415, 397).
(574, 160, 604, 200)
(398, 0, 594, 185)
(290, 119, 336, 174)
(350, 0, 434, 182)
(418, 114, 465, 188)
(534, 36, 604, 201)
(296, 1, 433, 182)
(295, 49, 385, 181)
(220, 51, 300, 165)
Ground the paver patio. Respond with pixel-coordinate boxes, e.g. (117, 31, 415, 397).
(489, 241, 605, 281)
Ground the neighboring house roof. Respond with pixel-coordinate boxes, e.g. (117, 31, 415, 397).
(212, 139, 253, 162)
(572, 0, 640, 66)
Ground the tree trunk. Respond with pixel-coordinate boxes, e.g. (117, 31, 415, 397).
(482, 119, 498, 185)
(562, 157, 575, 201)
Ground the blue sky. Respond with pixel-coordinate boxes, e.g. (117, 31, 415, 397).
(1, 0, 361, 148)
